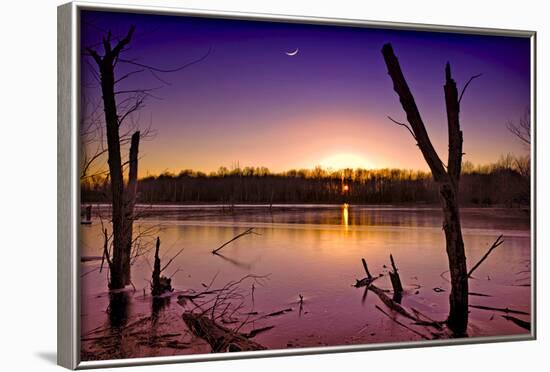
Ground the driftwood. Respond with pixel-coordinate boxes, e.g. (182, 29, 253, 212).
(369, 284, 416, 321)
(212, 228, 258, 254)
(468, 235, 504, 278)
(502, 315, 530, 331)
(182, 312, 266, 352)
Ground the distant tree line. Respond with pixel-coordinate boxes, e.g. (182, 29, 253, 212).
(81, 154, 530, 207)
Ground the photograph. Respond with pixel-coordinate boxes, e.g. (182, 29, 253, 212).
(78, 8, 532, 362)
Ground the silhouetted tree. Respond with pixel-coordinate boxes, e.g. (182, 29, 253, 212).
(87, 26, 139, 289)
(507, 108, 531, 145)
(381, 43, 475, 335)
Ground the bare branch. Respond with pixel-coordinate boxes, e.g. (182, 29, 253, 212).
(387, 116, 417, 140)
(458, 73, 482, 104)
(160, 247, 185, 273)
(468, 235, 504, 277)
(381, 43, 447, 182)
(114, 69, 145, 84)
(118, 46, 212, 73)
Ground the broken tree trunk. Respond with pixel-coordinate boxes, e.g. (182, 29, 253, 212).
(355, 258, 377, 287)
(87, 26, 136, 290)
(356, 258, 416, 320)
(122, 131, 140, 285)
(182, 312, 266, 352)
(389, 254, 403, 302)
(382, 43, 469, 336)
(151, 237, 173, 296)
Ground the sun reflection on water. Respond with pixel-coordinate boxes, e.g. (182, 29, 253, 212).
(342, 203, 349, 230)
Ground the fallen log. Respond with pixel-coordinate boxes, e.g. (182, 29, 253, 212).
(368, 284, 416, 321)
(266, 308, 293, 317)
(502, 315, 530, 331)
(182, 312, 266, 352)
(81, 256, 103, 262)
(244, 325, 275, 338)
(410, 307, 445, 330)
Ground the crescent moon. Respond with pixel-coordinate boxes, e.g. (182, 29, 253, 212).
(285, 48, 299, 56)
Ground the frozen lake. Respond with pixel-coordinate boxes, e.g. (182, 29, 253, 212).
(80, 205, 531, 360)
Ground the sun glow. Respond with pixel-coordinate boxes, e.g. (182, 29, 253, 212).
(319, 153, 371, 170)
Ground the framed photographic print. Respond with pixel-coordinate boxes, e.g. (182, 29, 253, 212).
(57, 1, 536, 369)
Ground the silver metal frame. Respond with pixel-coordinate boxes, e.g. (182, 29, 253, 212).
(57, 1, 537, 369)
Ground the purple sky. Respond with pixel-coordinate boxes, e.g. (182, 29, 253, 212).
(81, 10, 531, 177)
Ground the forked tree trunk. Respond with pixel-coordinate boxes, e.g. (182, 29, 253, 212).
(87, 27, 136, 290)
(381, 44, 469, 335)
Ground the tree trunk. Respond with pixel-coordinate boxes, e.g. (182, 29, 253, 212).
(152, 237, 161, 295)
(381, 43, 469, 335)
(100, 56, 126, 290)
(440, 183, 468, 335)
(122, 131, 140, 285)
(87, 27, 136, 290)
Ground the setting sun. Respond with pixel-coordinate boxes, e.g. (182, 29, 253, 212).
(319, 153, 371, 170)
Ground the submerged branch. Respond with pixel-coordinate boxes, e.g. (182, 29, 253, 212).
(375, 305, 431, 340)
(469, 304, 529, 315)
(502, 315, 530, 331)
(212, 228, 259, 254)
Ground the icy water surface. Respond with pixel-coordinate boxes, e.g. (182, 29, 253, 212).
(80, 205, 531, 361)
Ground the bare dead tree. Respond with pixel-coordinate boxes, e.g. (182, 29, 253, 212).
(381, 43, 474, 336)
(507, 108, 531, 145)
(86, 27, 137, 289)
(85, 25, 210, 289)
